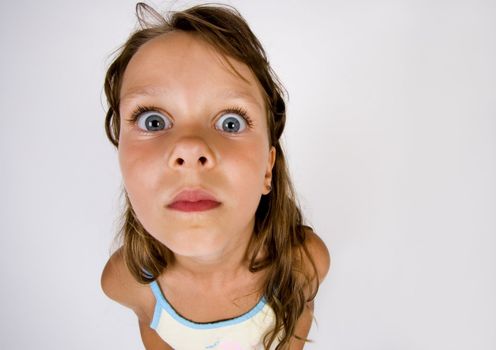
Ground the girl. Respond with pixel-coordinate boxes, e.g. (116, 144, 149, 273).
(101, 2, 330, 349)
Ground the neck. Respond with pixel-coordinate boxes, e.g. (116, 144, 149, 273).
(170, 228, 257, 287)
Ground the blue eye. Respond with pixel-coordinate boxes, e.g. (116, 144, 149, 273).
(134, 110, 172, 132)
(128, 105, 253, 134)
(215, 112, 248, 133)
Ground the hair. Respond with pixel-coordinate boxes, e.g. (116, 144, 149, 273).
(103, 2, 320, 349)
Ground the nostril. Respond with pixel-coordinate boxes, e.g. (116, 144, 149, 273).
(174, 157, 208, 166)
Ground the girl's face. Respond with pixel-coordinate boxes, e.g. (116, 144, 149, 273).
(118, 31, 275, 260)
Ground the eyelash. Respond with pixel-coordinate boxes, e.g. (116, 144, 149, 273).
(127, 105, 254, 133)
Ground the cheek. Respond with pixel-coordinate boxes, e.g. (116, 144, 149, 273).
(220, 142, 267, 212)
(118, 140, 163, 219)
(222, 141, 267, 183)
(119, 141, 146, 191)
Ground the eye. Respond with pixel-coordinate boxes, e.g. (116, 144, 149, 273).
(215, 109, 251, 133)
(131, 107, 172, 133)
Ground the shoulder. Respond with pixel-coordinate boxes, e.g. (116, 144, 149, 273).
(286, 227, 330, 349)
(302, 227, 331, 284)
(295, 227, 331, 302)
(100, 247, 154, 322)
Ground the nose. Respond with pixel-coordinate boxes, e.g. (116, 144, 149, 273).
(168, 136, 216, 170)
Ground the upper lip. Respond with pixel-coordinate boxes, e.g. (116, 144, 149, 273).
(168, 188, 220, 205)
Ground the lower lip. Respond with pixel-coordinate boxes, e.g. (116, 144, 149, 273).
(167, 200, 221, 212)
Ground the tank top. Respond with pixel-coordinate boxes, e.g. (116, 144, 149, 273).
(148, 279, 282, 349)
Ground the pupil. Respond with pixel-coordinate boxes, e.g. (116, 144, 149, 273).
(224, 118, 240, 132)
(146, 116, 164, 130)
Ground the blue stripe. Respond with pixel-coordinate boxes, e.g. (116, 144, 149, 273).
(148, 280, 267, 330)
(150, 297, 162, 330)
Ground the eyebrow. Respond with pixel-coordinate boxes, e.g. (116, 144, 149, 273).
(120, 86, 168, 102)
(120, 86, 264, 111)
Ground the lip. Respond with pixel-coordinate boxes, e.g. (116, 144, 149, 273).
(167, 188, 221, 212)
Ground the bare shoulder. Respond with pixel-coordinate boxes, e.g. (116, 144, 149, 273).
(101, 249, 174, 349)
(100, 247, 154, 322)
(301, 227, 332, 285)
(286, 227, 331, 349)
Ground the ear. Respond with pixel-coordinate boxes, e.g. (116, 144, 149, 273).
(263, 146, 276, 195)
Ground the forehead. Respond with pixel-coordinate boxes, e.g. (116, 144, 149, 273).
(120, 31, 265, 111)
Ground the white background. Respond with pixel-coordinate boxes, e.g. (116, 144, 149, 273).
(1, 0, 495, 349)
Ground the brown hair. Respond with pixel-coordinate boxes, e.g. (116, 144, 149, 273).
(103, 2, 320, 349)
